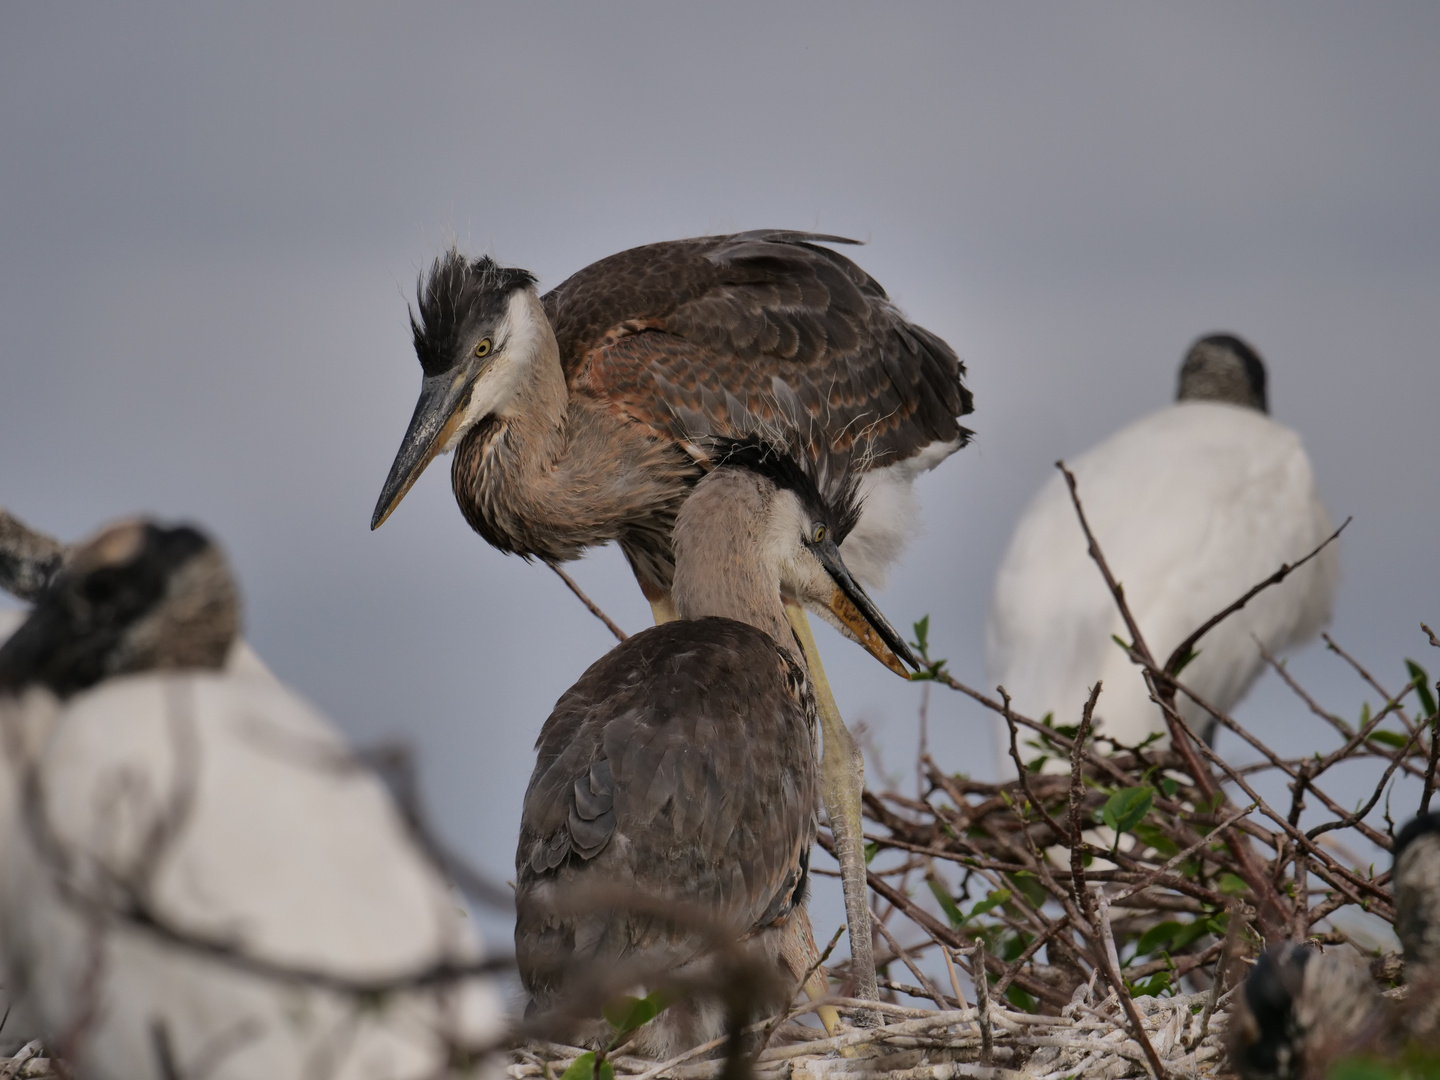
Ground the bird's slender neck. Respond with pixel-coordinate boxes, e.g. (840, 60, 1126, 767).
(483, 289, 569, 445)
(671, 471, 799, 662)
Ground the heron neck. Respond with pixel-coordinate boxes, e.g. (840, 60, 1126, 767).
(671, 472, 798, 661)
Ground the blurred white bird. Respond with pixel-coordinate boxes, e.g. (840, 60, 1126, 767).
(0, 520, 503, 1080)
(986, 334, 1338, 771)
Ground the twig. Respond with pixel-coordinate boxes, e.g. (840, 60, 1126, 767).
(1160, 519, 1348, 677)
(968, 940, 993, 1065)
(1196, 904, 1248, 1049)
(873, 915, 949, 1011)
(545, 561, 628, 642)
(1069, 684, 1101, 923)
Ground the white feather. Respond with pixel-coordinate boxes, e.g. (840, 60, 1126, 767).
(841, 438, 960, 589)
(0, 669, 503, 1080)
(986, 402, 1338, 773)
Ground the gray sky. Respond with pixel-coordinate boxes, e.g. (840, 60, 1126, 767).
(3, 4, 1438, 955)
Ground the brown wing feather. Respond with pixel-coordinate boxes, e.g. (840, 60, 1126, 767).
(542, 231, 972, 478)
(514, 617, 817, 1004)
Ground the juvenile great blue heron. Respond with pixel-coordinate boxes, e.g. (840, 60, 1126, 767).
(986, 334, 1337, 767)
(0, 521, 502, 1080)
(373, 231, 972, 997)
(515, 440, 919, 1054)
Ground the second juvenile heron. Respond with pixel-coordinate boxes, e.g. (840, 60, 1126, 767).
(515, 440, 920, 1052)
(374, 231, 972, 997)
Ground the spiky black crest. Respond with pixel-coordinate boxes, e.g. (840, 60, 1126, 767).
(1395, 811, 1440, 862)
(411, 249, 538, 377)
(708, 437, 863, 543)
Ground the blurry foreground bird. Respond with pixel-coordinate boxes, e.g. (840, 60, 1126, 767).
(987, 334, 1337, 769)
(0, 520, 503, 1080)
(1227, 941, 1390, 1080)
(1227, 811, 1440, 1078)
(373, 231, 971, 998)
(1394, 810, 1440, 1045)
(514, 440, 919, 1054)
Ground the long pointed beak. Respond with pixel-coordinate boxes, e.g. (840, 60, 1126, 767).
(371, 368, 476, 530)
(813, 541, 922, 678)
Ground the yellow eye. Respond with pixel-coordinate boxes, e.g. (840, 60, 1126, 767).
(812, 524, 827, 544)
(474, 338, 492, 358)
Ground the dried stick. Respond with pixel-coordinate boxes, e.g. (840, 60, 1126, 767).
(1058, 460, 1286, 931)
(872, 914, 949, 1010)
(1160, 519, 1348, 677)
(545, 561, 628, 642)
(1069, 684, 1101, 923)
(968, 940, 993, 1065)
(1088, 889, 1168, 1080)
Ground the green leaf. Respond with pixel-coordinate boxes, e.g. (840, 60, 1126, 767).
(1171, 646, 1201, 676)
(1407, 660, 1438, 718)
(1102, 786, 1154, 835)
(911, 615, 931, 657)
(1169, 917, 1220, 952)
(1009, 871, 1050, 909)
(1132, 822, 1179, 857)
(1219, 873, 1250, 897)
(1158, 775, 1178, 799)
(1366, 729, 1410, 749)
(968, 888, 1012, 919)
(864, 841, 879, 865)
(1127, 970, 1172, 997)
(927, 879, 966, 928)
(1112, 634, 1134, 653)
(1135, 921, 1184, 956)
(561, 1053, 615, 1080)
(603, 991, 667, 1036)
(1359, 702, 1372, 727)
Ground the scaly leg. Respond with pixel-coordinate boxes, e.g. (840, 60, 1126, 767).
(647, 594, 679, 625)
(785, 603, 879, 1022)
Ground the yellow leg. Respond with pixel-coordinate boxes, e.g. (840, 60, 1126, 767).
(785, 604, 880, 1022)
(648, 593, 679, 625)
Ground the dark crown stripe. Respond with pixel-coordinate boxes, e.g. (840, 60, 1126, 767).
(708, 436, 863, 542)
(411, 249, 538, 376)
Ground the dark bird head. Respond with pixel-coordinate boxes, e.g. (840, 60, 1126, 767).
(1394, 811, 1440, 980)
(0, 520, 238, 699)
(1230, 943, 1313, 1080)
(372, 248, 542, 529)
(1177, 333, 1268, 413)
(679, 437, 920, 678)
(1228, 942, 1391, 1080)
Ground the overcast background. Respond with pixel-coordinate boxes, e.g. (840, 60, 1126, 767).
(3, 4, 1438, 969)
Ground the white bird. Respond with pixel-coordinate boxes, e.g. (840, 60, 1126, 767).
(986, 334, 1338, 770)
(0, 520, 503, 1080)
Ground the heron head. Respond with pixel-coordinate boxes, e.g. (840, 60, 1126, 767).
(1177, 334, 1268, 413)
(372, 249, 541, 529)
(1228, 942, 1311, 1080)
(1394, 811, 1440, 976)
(704, 438, 921, 678)
(0, 520, 238, 698)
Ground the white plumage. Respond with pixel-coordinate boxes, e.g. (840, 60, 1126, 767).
(986, 341, 1338, 772)
(0, 526, 503, 1080)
